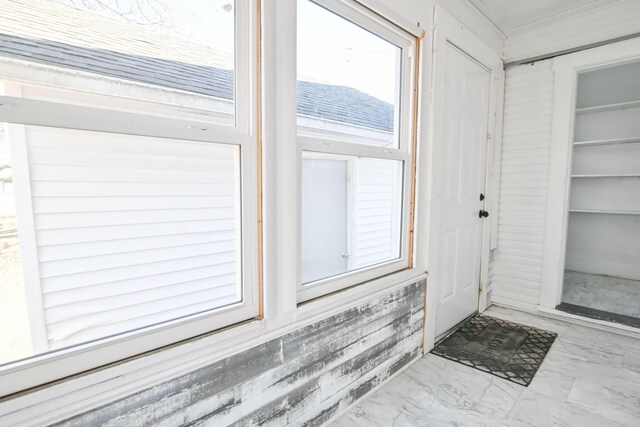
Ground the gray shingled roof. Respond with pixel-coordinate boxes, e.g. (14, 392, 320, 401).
(0, 32, 394, 133)
(297, 81, 394, 132)
(0, 33, 234, 100)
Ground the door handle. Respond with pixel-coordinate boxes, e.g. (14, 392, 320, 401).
(479, 210, 489, 218)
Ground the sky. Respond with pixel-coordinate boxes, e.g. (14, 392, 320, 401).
(53, 0, 235, 52)
(297, 0, 399, 104)
(52, 0, 399, 104)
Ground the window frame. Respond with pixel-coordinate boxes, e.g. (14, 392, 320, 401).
(295, 0, 418, 302)
(0, 0, 260, 397)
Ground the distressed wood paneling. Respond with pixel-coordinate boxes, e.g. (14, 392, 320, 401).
(52, 281, 425, 427)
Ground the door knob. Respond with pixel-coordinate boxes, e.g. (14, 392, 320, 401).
(479, 210, 489, 218)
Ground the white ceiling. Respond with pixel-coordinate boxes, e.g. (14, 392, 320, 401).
(468, 0, 618, 33)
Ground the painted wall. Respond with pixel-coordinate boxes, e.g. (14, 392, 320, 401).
(565, 60, 640, 281)
(51, 281, 425, 427)
(566, 214, 640, 281)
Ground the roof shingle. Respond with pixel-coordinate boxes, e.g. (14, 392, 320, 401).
(0, 0, 393, 133)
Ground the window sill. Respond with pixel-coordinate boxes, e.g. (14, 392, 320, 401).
(0, 319, 265, 424)
(0, 269, 427, 425)
(296, 268, 428, 321)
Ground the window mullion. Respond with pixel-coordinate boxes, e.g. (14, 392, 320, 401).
(300, 139, 409, 162)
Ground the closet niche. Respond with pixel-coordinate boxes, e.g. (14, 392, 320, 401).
(561, 59, 640, 326)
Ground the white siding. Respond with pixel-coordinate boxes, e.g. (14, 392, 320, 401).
(490, 61, 554, 310)
(504, 0, 640, 63)
(353, 158, 402, 270)
(24, 126, 241, 349)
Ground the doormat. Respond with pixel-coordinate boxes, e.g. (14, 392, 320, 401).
(431, 315, 557, 386)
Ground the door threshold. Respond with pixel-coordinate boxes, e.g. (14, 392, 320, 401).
(434, 311, 477, 345)
(556, 302, 640, 329)
(537, 305, 640, 338)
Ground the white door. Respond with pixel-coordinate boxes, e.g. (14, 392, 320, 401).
(301, 158, 349, 284)
(435, 42, 491, 337)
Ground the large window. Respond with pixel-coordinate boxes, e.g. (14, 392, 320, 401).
(0, 0, 421, 400)
(297, 0, 417, 301)
(0, 0, 258, 397)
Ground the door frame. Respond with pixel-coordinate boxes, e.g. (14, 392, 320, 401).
(540, 37, 640, 310)
(424, 6, 504, 350)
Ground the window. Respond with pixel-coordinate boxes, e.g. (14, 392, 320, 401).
(0, 0, 258, 397)
(296, 0, 417, 301)
(0, 0, 239, 125)
(0, 0, 421, 399)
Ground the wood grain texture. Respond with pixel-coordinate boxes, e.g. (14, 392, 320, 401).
(52, 280, 425, 427)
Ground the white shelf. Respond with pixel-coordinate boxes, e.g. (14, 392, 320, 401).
(571, 174, 640, 178)
(574, 136, 640, 147)
(570, 209, 640, 215)
(576, 99, 640, 114)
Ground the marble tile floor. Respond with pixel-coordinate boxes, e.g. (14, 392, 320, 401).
(562, 270, 640, 319)
(330, 305, 640, 427)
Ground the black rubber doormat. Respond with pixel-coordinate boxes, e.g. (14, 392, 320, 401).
(431, 315, 557, 386)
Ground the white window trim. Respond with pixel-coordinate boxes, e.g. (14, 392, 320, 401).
(295, 0, 419, 302)
(0, 0, 259, 397)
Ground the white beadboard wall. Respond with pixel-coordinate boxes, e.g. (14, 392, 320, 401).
(25, 126, 241, 349)
(489, 60, 554, 311)
(504, 0, 640, 63)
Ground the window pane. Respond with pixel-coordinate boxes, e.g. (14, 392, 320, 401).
(301, 151, 403, 284)
(0, 124, 30, 365)
(0, 123, 242, 365)
(297, 0, 401, 147)
(0, 0, 235, 121)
